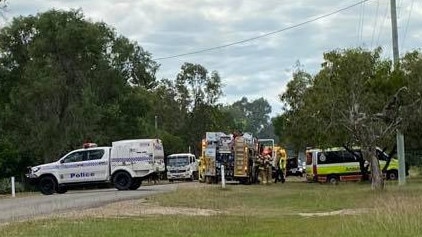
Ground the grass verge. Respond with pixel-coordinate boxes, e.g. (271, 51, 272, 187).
(2, 180, 422, 237)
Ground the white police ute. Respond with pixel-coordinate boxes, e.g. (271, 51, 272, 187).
(26, 139, 165, 195)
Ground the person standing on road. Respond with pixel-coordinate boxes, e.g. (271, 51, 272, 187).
(274, 149, 286, 183)
(258, 148, 273, 184)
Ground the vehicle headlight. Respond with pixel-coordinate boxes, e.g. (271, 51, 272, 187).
(32, 167, 41, 173)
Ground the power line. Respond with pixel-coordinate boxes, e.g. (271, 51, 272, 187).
(397, 0, 404, 19)
(357, 0, 366, 44)
(357, 1, 362, 43)
(153, 0, 370, 61)
(370, 0, 380, 48)
(376, 2, 390, 47)
(400, 0, 415, 50)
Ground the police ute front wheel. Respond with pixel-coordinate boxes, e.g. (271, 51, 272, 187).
(113, 171, 133, 190)
(39, 176, 57, 195)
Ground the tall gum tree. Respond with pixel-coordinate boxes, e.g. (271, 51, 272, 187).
(0, 9, 159, 163)
(175, 62, 224, 154)
(277, 48, 420, 190)
(399, 51, 422, 150)
(275, 67, 314, 150)
(309, 48, 407, 190)
(225, 97, 273, 138)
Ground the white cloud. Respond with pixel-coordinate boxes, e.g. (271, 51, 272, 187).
(3, 0, 420, 117)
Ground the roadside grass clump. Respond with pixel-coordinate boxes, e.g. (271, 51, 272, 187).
(338, 189, 422, 237)
(0, 178, 26, 195)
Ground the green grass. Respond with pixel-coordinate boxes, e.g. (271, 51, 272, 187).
(2, 180, 422, 237)
(147, 182, 373, 215)
(2, 215, 338, 237)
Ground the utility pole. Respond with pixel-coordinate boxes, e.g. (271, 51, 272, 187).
(390, 0, 399, 63)
(154, 115, 158, 137)
(390, 0, 406, 185)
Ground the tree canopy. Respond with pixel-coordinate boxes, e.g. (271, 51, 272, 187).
(1, 8, 422, 187)
(0, 9, 275, 179)
(275, 48, 422, 189)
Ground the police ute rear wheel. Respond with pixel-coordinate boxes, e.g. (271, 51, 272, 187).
(39, 176, 57, 195)
(113, 172, 133, 190)
(129, 179, 142, 190)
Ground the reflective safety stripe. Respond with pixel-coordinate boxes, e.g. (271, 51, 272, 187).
(111, 157, 152, 162)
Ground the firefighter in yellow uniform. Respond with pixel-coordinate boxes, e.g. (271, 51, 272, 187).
(198, 156, 206, 183)
(258, 148, 273, 184)
(257, 154, 264, 184)
(274, 149, 286, 183)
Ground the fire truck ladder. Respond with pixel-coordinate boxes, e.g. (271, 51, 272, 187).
(234, 137, 248, 177)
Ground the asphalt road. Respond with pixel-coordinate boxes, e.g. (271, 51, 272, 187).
(0, 183, 178, 224)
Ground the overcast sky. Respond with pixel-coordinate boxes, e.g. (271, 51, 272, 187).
(3, 0, 421, 117)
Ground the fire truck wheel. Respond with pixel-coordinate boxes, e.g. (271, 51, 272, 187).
(128, 179, 142, 190)
(113, 171, 133, 190)
(239, 178, 248, 185)
(39, 176, 57, 195)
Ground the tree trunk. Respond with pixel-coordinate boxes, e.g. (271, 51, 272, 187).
(366, 147, 384, 190)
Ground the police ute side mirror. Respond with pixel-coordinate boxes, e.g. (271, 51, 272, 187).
(60, 159, 65, 164)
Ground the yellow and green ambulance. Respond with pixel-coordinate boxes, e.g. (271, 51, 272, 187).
(305, 147, 399, 184)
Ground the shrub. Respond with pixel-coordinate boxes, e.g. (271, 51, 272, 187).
(0, 177, 26, 194)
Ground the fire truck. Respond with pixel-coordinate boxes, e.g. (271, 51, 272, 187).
(199, 132, 259, 184)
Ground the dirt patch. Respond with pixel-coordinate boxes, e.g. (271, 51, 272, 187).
(58, 199, 225, 219)
(58, 197, 368, 219)
(298, 208, 369, 217)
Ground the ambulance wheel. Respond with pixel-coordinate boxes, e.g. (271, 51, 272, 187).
(327, 175, 339, 185)
(39, 176, 57, 195)
(387, 170, 398, 180)
(113, 171, 133, 190)
(129, 179, 142, 190)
